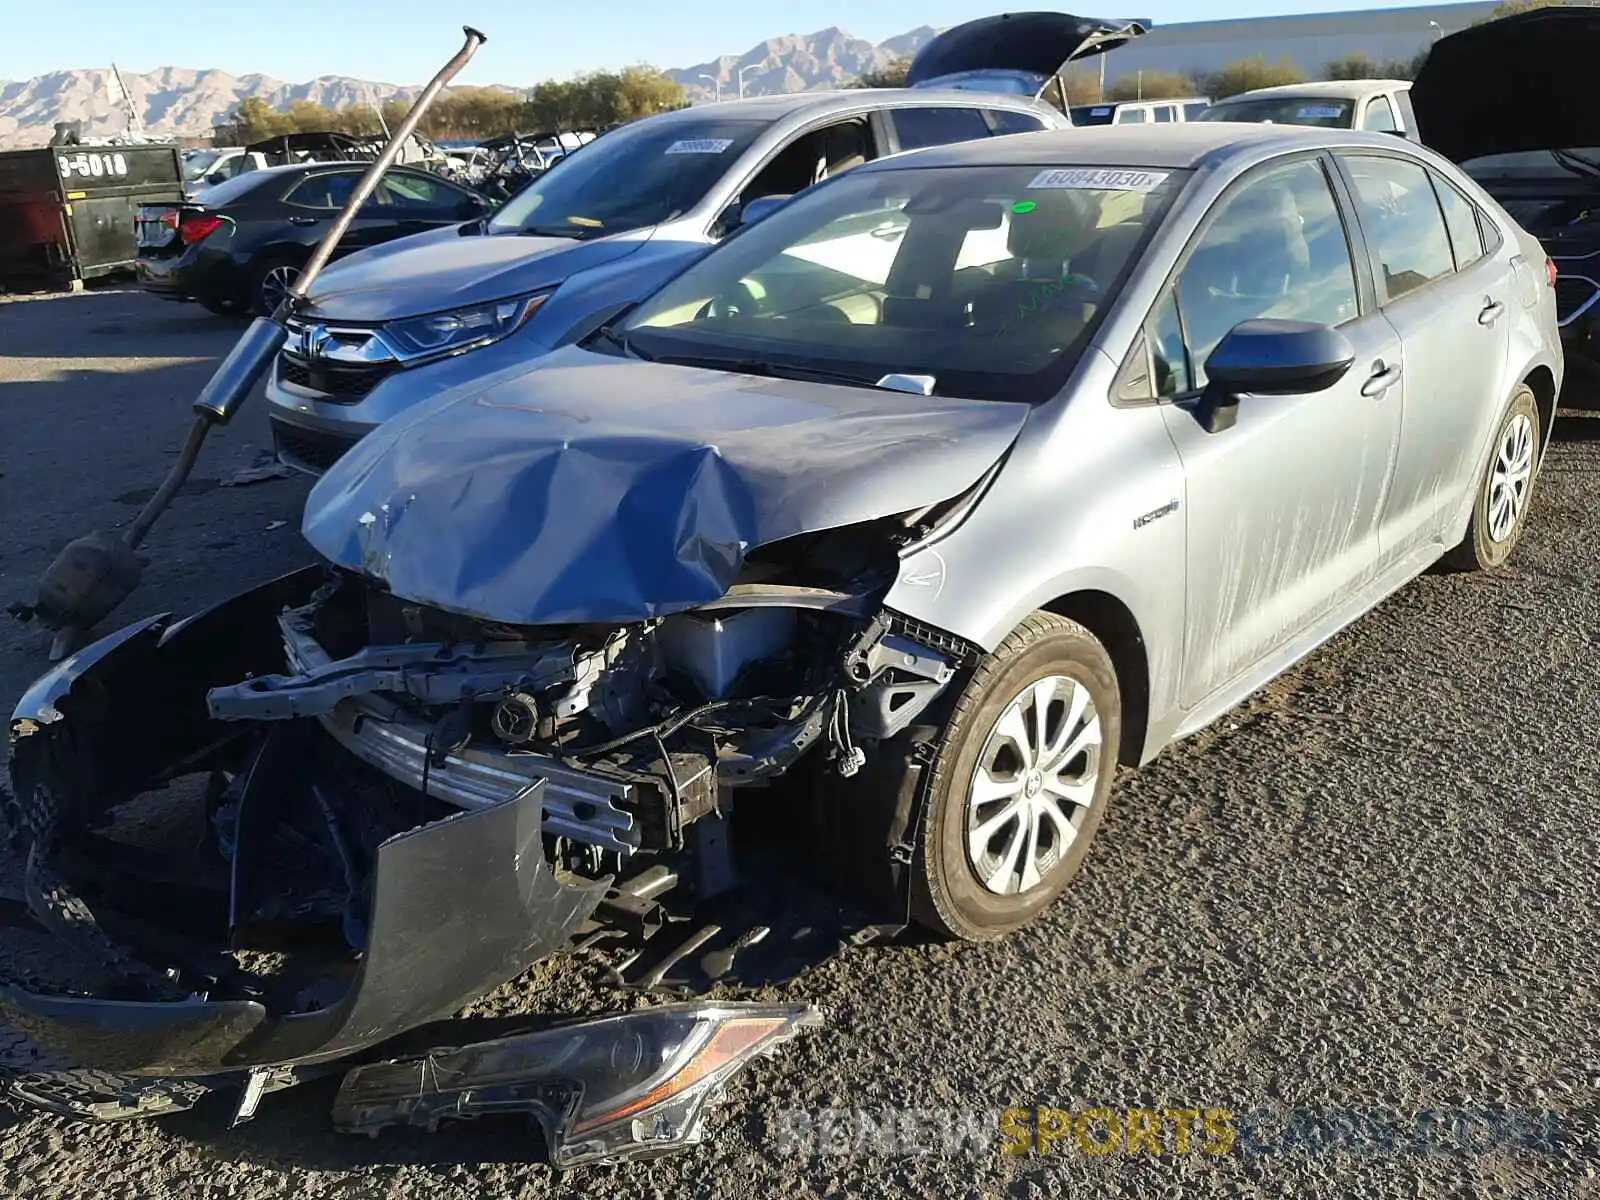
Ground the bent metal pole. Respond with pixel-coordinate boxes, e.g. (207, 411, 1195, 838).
(280, 25, 488, 314)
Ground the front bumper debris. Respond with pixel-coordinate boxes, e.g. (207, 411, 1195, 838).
(334, 1002, 823, 1166)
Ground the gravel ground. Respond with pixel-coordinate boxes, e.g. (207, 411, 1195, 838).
(0, 287, 1596, 1199)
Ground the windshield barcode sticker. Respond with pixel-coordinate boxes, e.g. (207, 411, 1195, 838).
(1297, 104, 1345, 119)
(1027, 168, 1171, 193)
(666, 138, 735, 155)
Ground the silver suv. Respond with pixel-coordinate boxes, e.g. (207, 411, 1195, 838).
(262, 13, 1151, 474)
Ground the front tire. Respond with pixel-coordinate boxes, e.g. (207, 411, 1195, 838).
(909, 612, 1121, 941)
(1441, 383, 1542, 572)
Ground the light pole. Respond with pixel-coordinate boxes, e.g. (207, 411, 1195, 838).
(738, 63, 761, 99)
(699, 73, 723, 103)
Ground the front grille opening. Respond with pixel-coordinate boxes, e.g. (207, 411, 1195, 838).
(279, 355, 398, 402)
(274, 424, 355, 472)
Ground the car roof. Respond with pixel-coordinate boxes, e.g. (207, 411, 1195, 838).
(651, 87, 1056, 124)
(1215, 80, 1410, 102)
(855, 122, 1413, 172)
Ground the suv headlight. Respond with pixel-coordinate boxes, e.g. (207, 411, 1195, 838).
(382, 290, 552, 364)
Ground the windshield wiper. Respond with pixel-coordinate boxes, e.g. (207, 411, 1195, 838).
(652, 353, 907, 391)
(588, 323, 655, 361)
(519, 223, 606, 239)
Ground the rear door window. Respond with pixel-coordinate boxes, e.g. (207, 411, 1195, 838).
(891, 107, 992, 151)
(1340, 154, 1457, 302)
(1154, 105, 1176, 123)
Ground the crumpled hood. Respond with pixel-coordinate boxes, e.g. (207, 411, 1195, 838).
(1413, 7, 1600, 163)
(301, 346, 1030, 626)
(304, 226, 652, 322)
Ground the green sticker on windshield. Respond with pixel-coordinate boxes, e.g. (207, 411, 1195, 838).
(1012, 200, 1037, 214)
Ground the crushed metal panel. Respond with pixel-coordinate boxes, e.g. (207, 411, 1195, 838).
(300, 347, 1029, 626)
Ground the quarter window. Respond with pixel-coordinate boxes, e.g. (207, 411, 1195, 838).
(1117, 107, 1149, 124)
(987, 109, 1050, 135)
(1154, 106, 1176, 123)
(1174, 158, 1359, 387)
(1342, 154, 1456, 302)
(1432, 173, 1487, 269)
(891, 107, 991, 151)
(1362, 95, 1398, 133)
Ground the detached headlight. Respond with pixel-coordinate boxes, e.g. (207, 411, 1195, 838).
(332, 1002, 822, 1167)
(382, 291, 551, 362)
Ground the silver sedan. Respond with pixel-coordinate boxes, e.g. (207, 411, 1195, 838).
(295, 123, 1561, 940)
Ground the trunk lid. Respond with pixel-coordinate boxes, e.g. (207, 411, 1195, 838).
(1412, 7, 1600, 164)
(906, 11, 1150, 99)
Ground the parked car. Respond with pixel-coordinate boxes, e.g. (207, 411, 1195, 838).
(1197, 80, 1418, 139)
(1069, 97, 1211, 125)
(3, 125, 1561, 1127)
(261, 11, 1147, 475)
(134, 161, 495, 315)
(1412, 4, 1600, 393)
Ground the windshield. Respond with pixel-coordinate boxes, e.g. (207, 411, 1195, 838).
(1198, 96, 1355, 128)
(619, 162, 1185, 404)
(1070, 105, 1118, 126)
(486, 118, 767, 238)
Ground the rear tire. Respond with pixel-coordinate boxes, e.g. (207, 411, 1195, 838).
(247, 255, 304, 318)
(1440, 383, 1542, 573)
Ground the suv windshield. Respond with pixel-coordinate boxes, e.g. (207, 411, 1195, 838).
(618, 162, 1185, 404)
(1198, 96, 1355, 128)
(487, 117, 767, 238)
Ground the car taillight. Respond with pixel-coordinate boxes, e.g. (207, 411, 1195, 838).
(1547, 257, 1558, 288)
(178, 213, 224, 245)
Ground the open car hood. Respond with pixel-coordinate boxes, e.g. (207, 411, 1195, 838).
(906, 11, 1150, 99)
(1412, 7, 1600, 163)
(301, 345, 1030, 626)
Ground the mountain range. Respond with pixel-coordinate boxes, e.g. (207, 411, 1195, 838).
(0, 26, 940, 148)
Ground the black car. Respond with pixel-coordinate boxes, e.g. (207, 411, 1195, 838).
(135, 161, 494, 316)
(1413, 6, 1600, 394)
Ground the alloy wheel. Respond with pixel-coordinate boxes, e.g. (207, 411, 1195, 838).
(1487, 411, 1535, 543)
(259, 264, 301, 314)
(964, 674, 1103, 897)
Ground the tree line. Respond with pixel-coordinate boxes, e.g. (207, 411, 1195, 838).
(226, 65, 688, 143)
(229, 0, 1570, 144)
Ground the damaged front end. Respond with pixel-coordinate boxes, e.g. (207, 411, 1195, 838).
(1, 471, 986, 1151)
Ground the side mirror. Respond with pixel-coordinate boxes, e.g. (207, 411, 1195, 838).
(457, 195, 490, 219)
(738, 194, 793, 229)
(205, 172, 226, 185)
(1197, 319, 1356, 433)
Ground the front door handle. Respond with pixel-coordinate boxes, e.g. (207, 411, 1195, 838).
(1360, 360, 1402, 398)
(1479, 297, 1506, 325)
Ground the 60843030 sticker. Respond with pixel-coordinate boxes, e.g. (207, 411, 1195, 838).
(57, 151, 130, 179)
(1026, 167, 1170, 193)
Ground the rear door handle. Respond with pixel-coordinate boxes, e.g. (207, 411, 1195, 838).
(1360, 361, 1402, 398)
(288, 215, 320, 226)
(1479, 298, 1506, 325)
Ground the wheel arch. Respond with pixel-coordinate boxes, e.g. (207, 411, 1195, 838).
(1522, 363, 1558, 454)
(1038, 589, 1150, 769)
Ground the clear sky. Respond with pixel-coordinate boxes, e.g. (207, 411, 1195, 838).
(3, 0, 1466, 85)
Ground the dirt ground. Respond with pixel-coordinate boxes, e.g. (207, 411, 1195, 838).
(0, 287, 1596, 1198)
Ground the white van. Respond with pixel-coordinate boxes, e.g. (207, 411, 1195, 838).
(1069, 97, 1212, 125)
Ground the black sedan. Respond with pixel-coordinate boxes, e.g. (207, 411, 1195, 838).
(135, 161, 494, 316)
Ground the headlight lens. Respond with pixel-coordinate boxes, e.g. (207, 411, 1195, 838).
(382, 291, 550, 361)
